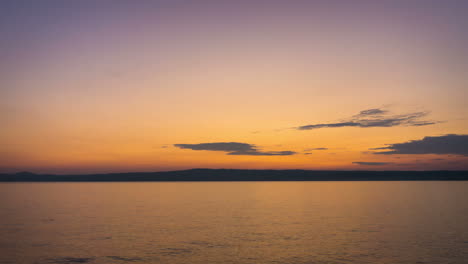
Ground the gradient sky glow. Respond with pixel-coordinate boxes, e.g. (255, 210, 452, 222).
(1, 1, 468, 173)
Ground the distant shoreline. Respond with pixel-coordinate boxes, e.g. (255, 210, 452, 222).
(1, 169, 468, 182)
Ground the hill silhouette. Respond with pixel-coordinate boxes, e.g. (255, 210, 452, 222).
(1, 169, 468, 182)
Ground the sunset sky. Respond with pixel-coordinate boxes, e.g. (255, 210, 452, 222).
(1, 1, 467, 174)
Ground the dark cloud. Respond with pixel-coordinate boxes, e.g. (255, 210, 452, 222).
(175, 142, 254, 152)
(174, 142, 296, 156)
(355, 108, 389, 117)
(299, 122, 359, 130)
(297, 108, 437, 130)
(304, 148, 328, 151)
(373, 134, 468, 156)
(228, 150, 296, 156)
(304, 152, 313, 155)
(369, 147, 390, 150)
(353, 162, 393, 166)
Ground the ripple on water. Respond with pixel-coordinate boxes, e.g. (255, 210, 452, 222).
(184, 240, 230, 249)
(48, 257, 94, 263)
(159, 247, 194, 256)
(106, 256, 144, 262)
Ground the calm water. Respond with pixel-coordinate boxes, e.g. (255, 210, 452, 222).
(1, 181, 468, 264)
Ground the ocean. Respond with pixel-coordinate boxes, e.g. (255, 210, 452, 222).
(1, 181, 467, 264)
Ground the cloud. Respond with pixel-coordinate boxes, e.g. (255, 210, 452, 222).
(353, 162, 393, 166)
(174, 142, 296, 156)
(372, 134, 468, 156)
(355, 108, 389, 117)
(297, 108, 437, 131)
(175, 142, 253, 152)
(304, 148, 328, 151)
(228, 150, 296, 156)
(298, 122, 359, 130)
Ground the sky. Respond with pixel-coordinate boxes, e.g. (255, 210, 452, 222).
(1, 0, 468, 174)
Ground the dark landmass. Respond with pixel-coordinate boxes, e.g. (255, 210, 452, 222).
(1, 169, 468, 182)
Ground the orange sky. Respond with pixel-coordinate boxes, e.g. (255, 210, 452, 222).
(1, 1, 468, 173)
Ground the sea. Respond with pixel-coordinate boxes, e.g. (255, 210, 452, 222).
(1, 181, 467, 264)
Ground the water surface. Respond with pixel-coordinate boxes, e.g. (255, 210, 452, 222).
(1, 181, 467, 263)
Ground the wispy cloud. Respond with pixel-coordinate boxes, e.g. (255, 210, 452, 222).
(174, 142, 296, 156)
(352, 161, 393, 166)
(304, 148, 328, 151)
(373, 134, 468, 156)
(296, 108, 437, 131)
(355, 108, 388, 116)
